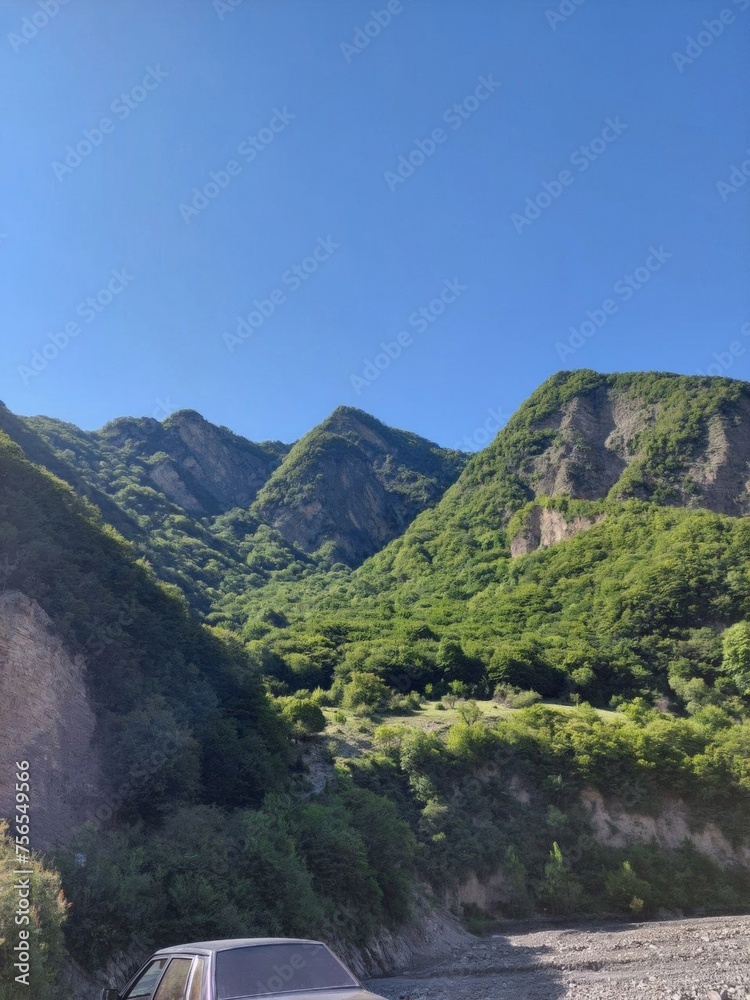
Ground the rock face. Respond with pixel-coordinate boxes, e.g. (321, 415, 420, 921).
(525, 386, 638, 501)
(98, 409, 289, 514)
(0, 591, 103, 849)
(582, 788, 750, 870)
(510, 505, 606, 557)
(507, 375, 750, 516)
(7, 403, 466, 571)
(252, 407, 466, 565)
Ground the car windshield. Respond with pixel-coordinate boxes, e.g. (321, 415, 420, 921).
(215, 944, 358, 1000)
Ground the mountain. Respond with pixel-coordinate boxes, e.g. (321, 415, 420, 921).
(252, 406, 467, 565)
(5, 370, 750, 998)
(0, 404, 288, 515)
(0, 428, 289, 847)
(0, 427, 417, 985)
(353, 367, 750, 592)
(0, 403, 466, 612)
(95, 409, 289, 515)
(246, 370, 750, 709)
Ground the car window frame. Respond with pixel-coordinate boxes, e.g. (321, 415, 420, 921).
(151, 956, 196, 1000)
(123, 954, 202, 1000)
(121, 957, 171, 1000)
(186, 955, 206, 1000)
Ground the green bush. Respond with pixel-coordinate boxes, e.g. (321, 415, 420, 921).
(0, 823, 68, 1000)
(540, 842, 584, 916)
(604, 861, 652, 915)
(341, 672, 390, 715)
(280, 698, 326, 737)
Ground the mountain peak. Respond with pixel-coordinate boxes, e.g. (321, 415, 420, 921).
(251, 409, 468, 565)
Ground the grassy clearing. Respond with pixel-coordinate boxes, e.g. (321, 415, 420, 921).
(320, 699, 621, 756)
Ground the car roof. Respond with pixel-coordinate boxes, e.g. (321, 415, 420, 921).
(154, 938, 323, 956)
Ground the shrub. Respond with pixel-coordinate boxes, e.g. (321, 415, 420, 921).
(280, 698, 326, 737)
(341, 672, 390, 715)
(604, 860, 652, 915)
(494, 684, 542, 708)
(540, 842, 584, 916)
(0, 822, 68, 999)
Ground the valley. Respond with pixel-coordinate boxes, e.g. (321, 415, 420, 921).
(2, 369, 750, 998)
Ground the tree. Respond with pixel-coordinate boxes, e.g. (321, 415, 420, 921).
(341, 672, 389, 714)
(456, 699, 482, 725)
(540, 842, 583, 916)
(604, 860, 652, 915)
(373, 724, 404, 757)
(489, 640, 565, 697)
(721, 622, 750, 696)
(436, 639, 484, 686)
(280, 698, 326, 738)
(503, 846, 532, 918)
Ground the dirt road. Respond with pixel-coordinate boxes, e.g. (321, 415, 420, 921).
(367, 915, 750, 1000)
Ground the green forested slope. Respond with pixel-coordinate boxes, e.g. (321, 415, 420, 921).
(5, 371, 750, 995)
(231, 372, 750, 716)
(0, 403, 465, 614)
(0, 431, 416, 990)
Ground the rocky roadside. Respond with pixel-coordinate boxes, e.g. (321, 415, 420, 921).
(366, 915, 750, 1000)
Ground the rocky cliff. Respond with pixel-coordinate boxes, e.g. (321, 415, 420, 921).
(98, 409, 289, 514)
(3, 403, 467, 579)
(252, 406, 466, 564)
(0, 591, 103, 850)
(499, 372, 750, 516)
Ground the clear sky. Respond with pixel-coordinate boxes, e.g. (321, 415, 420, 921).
(1, 0, 748, 449)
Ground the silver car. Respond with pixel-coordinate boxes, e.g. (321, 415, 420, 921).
(100, 938, 388, 1000)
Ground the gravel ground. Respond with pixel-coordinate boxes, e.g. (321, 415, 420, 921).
(366, 915, 750, 1000)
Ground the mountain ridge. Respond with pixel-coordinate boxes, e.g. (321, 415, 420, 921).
(5, 370, 750, 994)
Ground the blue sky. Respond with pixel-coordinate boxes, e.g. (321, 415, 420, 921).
(1, 0, 748, 449)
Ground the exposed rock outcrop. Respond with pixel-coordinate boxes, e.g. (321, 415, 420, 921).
(582, 788, 750, 869)
(510, 376, 750, 516)
(252, 407, 466, 565)
(510, 505, 605, 557)
(99, 409, 289, 514)
(0, 591, 103, 849)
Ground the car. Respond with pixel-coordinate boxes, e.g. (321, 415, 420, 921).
(100, 937, 389, 1000)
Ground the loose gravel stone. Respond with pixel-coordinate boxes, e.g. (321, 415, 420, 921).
(366, 916, 750, 1000)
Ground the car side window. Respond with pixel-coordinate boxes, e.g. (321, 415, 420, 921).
(123, 959, 169, 998)
(152, 958, 194, 1000)
(187, 957, 205, 1000)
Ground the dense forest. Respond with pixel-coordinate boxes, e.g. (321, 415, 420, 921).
(3, 371, 750, 997)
